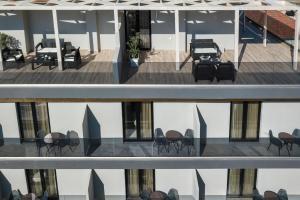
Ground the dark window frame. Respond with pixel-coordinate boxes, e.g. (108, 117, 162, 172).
(25, 169, 59, 200)
(229, 102, 261, 142)
(122, 102, 154, 142)
(226, 169, 257, 198)
(125, 169, 155, 199)
(124, 10, 152, 50)
(16, 102, 51, 142)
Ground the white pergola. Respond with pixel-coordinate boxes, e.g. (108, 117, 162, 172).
(0, 0, 299, 71)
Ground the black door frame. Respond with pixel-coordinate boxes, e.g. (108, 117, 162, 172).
(124, 10, 152, 50)
(229, 102, 261, 142)
(226, 169, 257, 198)
(16, 102, 51, 142)
(25, 169, 59, 200)
(125, 169, 155, 199)
(122, 102, 154, 142)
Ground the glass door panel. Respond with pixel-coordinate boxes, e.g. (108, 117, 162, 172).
(227, 169, 241, 196)
(18, 103, 35, 140)
(230, 103, 243, 140)
(35, 102, 50, 136)
(245, 103, 260, 139)
(124, 103, 138, 140)
(42, 169, 59, 198)
(242, 169, 256, 196)
(139, 103, 152, 139)
(139, 11, 151, 49)
(26, 169, 43, 197)
(126, 169, 140, 198)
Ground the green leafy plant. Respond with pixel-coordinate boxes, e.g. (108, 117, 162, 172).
(127, 34, 140, 59)
(0, 32, 19, 49)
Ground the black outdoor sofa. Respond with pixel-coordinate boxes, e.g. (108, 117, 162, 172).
(1, 47, 25, 69)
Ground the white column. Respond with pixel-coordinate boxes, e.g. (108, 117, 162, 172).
(52, 10, 63, 71)
(86, 10, 99, 53)
(114, 9, 120, 47)
(263, 11, 267, 47)
(234, 10, 239, 69)
(293, 10, 299, 70)
(175, 10, 180, 70)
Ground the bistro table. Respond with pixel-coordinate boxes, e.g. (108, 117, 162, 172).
(166, 130, 183, 153)
(279, 132, 294, 156)
(149, 191, 168, 200)
(44, 132, 66, 155)
(264, 190, 278, 200)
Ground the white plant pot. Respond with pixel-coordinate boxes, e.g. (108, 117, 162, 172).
(129, 57, 139, 68)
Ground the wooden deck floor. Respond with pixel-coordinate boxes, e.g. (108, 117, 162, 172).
(0, 50, 114, 84)
(121, 20, 300, 85)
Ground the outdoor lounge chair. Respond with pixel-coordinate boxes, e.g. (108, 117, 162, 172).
(190, 39, 221, 60)
(267, 130, 283, 156)
(253, 189, 264, 200)
(140, 190, 151, 200)
(291, 128, 300, 150)
(181, 129, 194, 155)
(154, 128, 169, 154)
(192, 60, 216, 82)
(215, 61, 235, 82)
(1, 47, 24, 69)
(62, 42, 81, 69)
(36, 130, 49, 156)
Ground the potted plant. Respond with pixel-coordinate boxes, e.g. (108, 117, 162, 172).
(0, 32, 9, 50)
(127, 34, 140, 67)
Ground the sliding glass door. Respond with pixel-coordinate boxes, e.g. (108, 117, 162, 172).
(125, 169, 155, 199)
(17, 102, 50, 141)
(125, 10, 151, 50)
(26, 169, 58, 199)
(227, 169, 257, 198)
(230, 102, 261, 141)
(123, 102, 153, 141)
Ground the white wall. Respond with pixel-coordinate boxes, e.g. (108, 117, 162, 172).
(57, 11, 90, 50)
(0, 11, 28, 53)
(48, 102, 123, 139)
(196, 169, 227, 198)
(97, 10, 116, 50)
(155, 169, 194, 196)
(0, 103, 20, 141)
(260, 102, 300, 138)
(186, 11, 235, 51)
(153, 102, 194, 134)
(256, 169, 300, 195)
(0, 169, 28, 194)
(56, 169, 90, 200)
(94, 169, 125, 197)
(195, 103, 231, 138)
(151, 11, 176, 50)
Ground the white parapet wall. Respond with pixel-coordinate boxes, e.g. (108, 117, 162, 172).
(259, 102, 300, 138)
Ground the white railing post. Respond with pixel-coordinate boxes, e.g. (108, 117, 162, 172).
(52, 9, 63, 71)
(234, 10, 239, 70)
(263, 10, 267, 47)
(293, 10, 299, 71)
(175, 10, 180, 70)
(114, 9, 120, 48)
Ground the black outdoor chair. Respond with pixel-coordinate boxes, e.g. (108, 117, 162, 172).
(154, 128, 169, 154)
(62, 42, 81, 69)
(192, 60, 216, 82)
(1, 47, 25, 69)
(67, 130, 80, 152)
(167, 188, 179, 200)
(181, 129, 194, 155)
(267, 130, 283, 156)
(277, 189, 288, 200)
(36, 130, 48, 156)
(140, 190, 151, 200)
(215, 61, 235, 82)
(253, 189, 264, 200)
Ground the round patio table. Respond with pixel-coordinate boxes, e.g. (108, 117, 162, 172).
(264, 190, 278, 200)
(44, 132, 66, 155)
(166, 130, 183, 153)
(149, 191, 167, 200)
(279, 132, 295, 156)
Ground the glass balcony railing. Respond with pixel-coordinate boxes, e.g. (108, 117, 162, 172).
(0, 137, 299, 157)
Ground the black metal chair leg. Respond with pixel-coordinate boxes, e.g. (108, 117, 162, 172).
(267, 143, 271, 150)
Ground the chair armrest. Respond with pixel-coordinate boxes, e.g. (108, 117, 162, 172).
(35, 42, 43, 52)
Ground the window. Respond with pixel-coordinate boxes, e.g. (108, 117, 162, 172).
(227, 169, 257, 198)
(17, 102, 50, 141)
(26, 169, 59, 199)
(123, 102, 153, 141)
(230, 102, 261, 141)
(125, 169, 155, 199)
